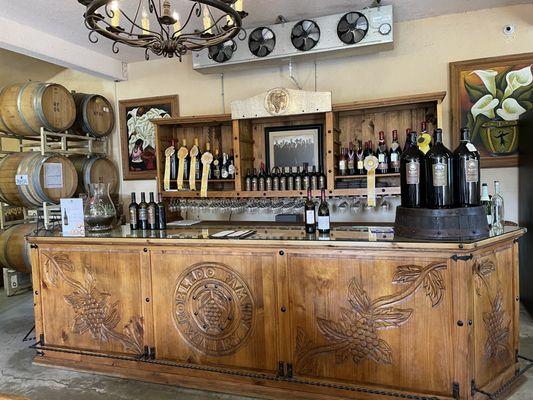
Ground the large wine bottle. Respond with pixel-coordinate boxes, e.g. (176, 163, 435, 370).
(317, 189, 330, 234)
(304, 188, 316, 234)
(400, 132, 425, 207)
(425, 128, 454, 209)
(453, 127, 480, 207)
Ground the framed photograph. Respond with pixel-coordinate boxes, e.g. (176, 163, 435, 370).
(119, 95, 179, 180)
(265, 124, 324, 172)
(450, 53, 533, 168)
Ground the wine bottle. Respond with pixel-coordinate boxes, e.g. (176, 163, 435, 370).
(454, 127, 480, 207)
(287, 167, 295, 191)
(204, 142, 212, 179)
(258, 163, 266, 192)
(157, 193, 166, 230)
(481, 183, 493, 228)
(389, 130, 401, 173)
(294, 166, 302, 191)
(251, 168, 258, 191)
(318, 166, 327, 190)
(347, 143, 355, 175)
(356, 140, 365, 175)
(266, 167, 273, 191)
(245, 169, 252, 191)
(148, 192, 158, 230)
(317, 189, 330, 234)
(425, 129, 454, 209)
(129, 192, 139, 230)
(221, 152, 229, 179)
(400, 132, 425, 208)
(169, 140, 177, 181)
(280, 167, 287, 191)
(302, 163, 310, 190)
(491, 181, 504, 231)
(138, 192, 148, 230)
(194, 138, 202, 180)
(404, 129, 412, 151)
(363, 142, 371, 159)
(339, 148, 347, 176)
(181, 139, 189, 181)
(304, 187, 316, 234)
(310, 166, 318, 190)
(272, 167, 280, 191)
(228, 149, 235, 179)
(377, 131, 389, 174)
(212, 148, 221, 179)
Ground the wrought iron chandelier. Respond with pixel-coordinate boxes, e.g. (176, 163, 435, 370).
(78, 0, 248, 60)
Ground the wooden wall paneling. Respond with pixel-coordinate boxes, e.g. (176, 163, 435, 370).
(472, 244, 517, 389)
(512, 241, 520, 374)
(325, 112, 335, 193)
(286, 250, 454, 396)
(232, 120, 242, 192)
(399, 110, 413, 148)
(150, 247, 279, 373)
(275, 247, 291, 365)
(155, 125, 173, 194)
(451, 257, 474, 400)
(38, 246, 145, 356)
(141, 250, 155, 349)
(30, 247, 44, 341)
(236, 119, 254, 192)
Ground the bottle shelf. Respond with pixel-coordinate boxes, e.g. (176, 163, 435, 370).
(335, 173, 400, 180)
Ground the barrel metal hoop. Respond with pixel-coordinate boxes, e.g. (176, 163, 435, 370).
(33, 154, 56, 205)
(82, 95, 93, 135)
(0, 86, 16, 135)
(84, 155, 103, 193)
(0, 157, 12, 204)
(34, 83, 55, 132)
(15, 153, 37, 207)
(0, 225, 14, 268)
(17, 82, 39, 135)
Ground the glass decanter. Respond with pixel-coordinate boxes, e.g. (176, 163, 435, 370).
(84, 183, 117, 232)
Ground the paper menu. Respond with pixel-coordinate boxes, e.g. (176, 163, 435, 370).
(60, 198, 85, 237)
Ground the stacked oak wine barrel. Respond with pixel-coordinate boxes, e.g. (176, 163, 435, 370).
(0, 82, 118, 275)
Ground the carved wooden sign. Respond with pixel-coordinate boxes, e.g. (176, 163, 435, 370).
(231, 88, 332, 120)
(173, 262, 255, 356)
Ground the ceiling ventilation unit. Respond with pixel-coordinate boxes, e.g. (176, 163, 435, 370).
(193, 5, 393, 74)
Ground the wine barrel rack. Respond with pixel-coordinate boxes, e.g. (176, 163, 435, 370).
(394, 206, 490, 241)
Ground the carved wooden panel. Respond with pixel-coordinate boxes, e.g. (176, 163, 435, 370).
(473, 245, 517, 388)
(150, 247, 278, 373)
(285, 250, 454, 396)
(38, 246, 145, 355)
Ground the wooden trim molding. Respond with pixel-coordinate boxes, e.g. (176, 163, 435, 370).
(332, 91, 447, 113)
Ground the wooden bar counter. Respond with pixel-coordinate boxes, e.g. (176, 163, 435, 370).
(27, 224, 526, 400)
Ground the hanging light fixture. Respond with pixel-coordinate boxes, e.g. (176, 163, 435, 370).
(78, 0, 248, 60)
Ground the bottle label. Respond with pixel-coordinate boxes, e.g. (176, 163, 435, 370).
(317, 216, 330, 231)
(466, 143, 478, 152)
(406, 161, 420, 184)
(465, 159, 479, 183)
(130, 208, 138, 224)
(228, 164, 235, 175)
(357, 160, 364, 170)
(432, 163, 448, 187)
(221, 169, 229, 179)
(139, 208, 148, 221)
(148, 208, 156, 225)
(390, 153, 398, 162)
(378, 154, 385, 163)
(339, 160, 347, 170)
(347, 160, 355, 170)
(306, 210, 315, 224)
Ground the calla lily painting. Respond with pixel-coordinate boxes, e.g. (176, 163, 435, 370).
(451, 53, 533, 168)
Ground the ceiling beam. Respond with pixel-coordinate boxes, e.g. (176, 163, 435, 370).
(0, 16, 127, 82)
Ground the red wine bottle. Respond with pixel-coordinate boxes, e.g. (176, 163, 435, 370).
(425, 129, 454, 209)
(317, 189, 330, 234)
(129, 192, 139, 230)
(304, 188, 316, 234)
(389, 130, 401, 173)
(453, 127, 480, 207)
(339, 148, 347, 176)
(347, 142, 355, 175)
(404, 129, 412, 151)
(356, 140, 365, 175)
(400, 132, 425, 208)
(377, 131, 389, 174)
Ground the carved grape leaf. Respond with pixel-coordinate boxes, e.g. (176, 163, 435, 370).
(392, 265, 423, 284)
(317, 318, 350, 343)
(347, 278, 371, 313)
(477, 260, 496, 277)
(483, 293, 511, 361)
(42, 252, 74, 288)
(296, 327, 310, 355)
(423, 268, 446, 307)
(373, 307, 413, 328)
(122, 317, 144, 354)
(335, 349, 350, 364)
(366, 339, 393, 365)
